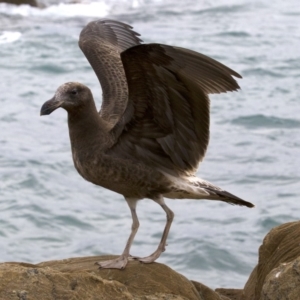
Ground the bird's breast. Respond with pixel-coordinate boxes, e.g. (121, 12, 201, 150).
(71, 149, 172, 198)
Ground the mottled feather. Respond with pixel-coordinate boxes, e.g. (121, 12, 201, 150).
(79, 19, 142, 128)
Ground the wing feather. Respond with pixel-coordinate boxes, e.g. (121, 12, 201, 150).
(79, 19, 241, 176)
(108, 43, 241, 176)
(78, 19, 142, 129)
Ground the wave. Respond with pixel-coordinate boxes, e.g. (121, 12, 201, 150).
(231, 114, 300, 129)
(0, 1, 109, 18)
(0, 31, 22, 44)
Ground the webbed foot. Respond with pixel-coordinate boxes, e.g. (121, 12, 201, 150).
(95, 255, 129, 269)
(133, 248, 163, 264)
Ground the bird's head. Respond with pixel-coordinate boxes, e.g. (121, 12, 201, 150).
(40, 82, 93, 116)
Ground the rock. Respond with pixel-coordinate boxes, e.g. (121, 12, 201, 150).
(242, 221, 300, 300)
(0, 0, 37, 7)
(192, 281, 231, 300)
(2, 221, 300, 299)
(0, 255, 226, 300)
(215, 288, 243, 300)
(260, 256, 300, 300)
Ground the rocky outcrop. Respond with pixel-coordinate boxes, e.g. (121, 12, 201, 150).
(242, 221, 300, 300)
(1, 221, 300, 299)
(0, 255, 227, 300)
(260, 256, 300, 300)
(0, 0, 37, 7)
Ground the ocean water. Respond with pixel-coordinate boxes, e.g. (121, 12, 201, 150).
(0, 0, 299, 289)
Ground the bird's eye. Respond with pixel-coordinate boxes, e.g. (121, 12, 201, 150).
(71, 89, 78, 95)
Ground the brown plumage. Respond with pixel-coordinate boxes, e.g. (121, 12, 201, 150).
(40, 19, 254, 269)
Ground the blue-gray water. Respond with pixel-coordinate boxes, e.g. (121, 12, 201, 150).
(0, 0, 299, 289)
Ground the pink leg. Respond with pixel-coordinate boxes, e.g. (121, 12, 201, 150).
(136, 196, 174, 264)
(96, 198, 140, 269)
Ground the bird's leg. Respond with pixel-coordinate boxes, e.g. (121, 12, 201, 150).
(96, 198, 140, 269)
(136, 196, 174, 264)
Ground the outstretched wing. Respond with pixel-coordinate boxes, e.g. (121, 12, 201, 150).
(79, 19, 142, 129)
(108, 43, 242, 176)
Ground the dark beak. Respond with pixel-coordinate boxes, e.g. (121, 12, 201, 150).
(40, 97, 62, 116)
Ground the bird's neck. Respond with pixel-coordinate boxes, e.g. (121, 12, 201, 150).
(67, 104, 109, 154)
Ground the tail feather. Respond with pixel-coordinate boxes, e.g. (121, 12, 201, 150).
(204, 187, 254, 208)
(164, 174, 254, 208)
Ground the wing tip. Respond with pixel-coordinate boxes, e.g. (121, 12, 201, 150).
(79, 18, 143, 50)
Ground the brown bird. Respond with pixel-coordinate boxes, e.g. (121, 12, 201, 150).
(40, 19, 254, 269)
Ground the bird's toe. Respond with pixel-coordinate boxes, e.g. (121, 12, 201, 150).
(95, 256, 129, 269)
(136, 250, 162, 264)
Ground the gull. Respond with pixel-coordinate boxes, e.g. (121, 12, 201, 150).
(40, 19, 254, 269)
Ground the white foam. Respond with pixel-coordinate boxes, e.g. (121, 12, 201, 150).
(0, 1, 109, 18)
(0, 31, 22, 44)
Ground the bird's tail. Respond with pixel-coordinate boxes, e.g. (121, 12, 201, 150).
(164, 175, 254, 208)
(202, 186, 254, 207)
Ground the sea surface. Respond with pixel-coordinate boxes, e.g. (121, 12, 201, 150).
(0, 0, 299, 289)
